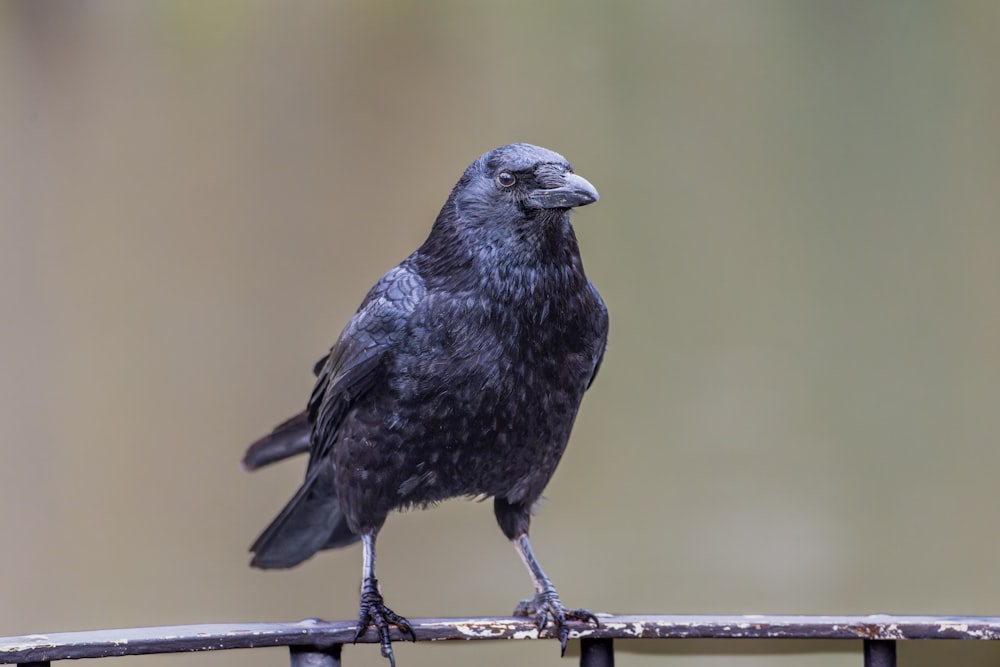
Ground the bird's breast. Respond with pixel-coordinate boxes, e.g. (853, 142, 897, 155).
(364, 280, 601, 497)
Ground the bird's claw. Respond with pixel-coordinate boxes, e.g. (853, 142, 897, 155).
(354, 581, 414, 667)
(513, 589, 599, 656)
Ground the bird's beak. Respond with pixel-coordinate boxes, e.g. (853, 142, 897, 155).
(526, 172, 600, 210)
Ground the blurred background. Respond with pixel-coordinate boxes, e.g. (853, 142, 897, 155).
(2, 2, 999, 666)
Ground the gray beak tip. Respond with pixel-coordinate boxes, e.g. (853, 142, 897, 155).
(528, 172, 600, 210)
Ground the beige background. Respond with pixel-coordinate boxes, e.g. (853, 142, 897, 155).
(2, 2, 1000, 666)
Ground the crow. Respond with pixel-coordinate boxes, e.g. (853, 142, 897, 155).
(244, 143, 608, 666)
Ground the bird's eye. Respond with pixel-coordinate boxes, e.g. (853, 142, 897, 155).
(496, 171, 516, 188)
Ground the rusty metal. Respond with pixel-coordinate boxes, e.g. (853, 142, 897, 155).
(3, 614, 999, 665)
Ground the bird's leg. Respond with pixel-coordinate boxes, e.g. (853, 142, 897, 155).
(511, 533, 599, 655)
(353, 533, 414, 667)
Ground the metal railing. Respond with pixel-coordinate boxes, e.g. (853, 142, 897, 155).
(4, 614, 1000, 667)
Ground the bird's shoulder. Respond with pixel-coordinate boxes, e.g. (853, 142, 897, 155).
(350, 262, 427, 331)
(306, 262, 428, 462)
(319, 262, 428, 388)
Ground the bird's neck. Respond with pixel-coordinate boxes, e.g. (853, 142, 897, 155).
(416, 208, 588, 301)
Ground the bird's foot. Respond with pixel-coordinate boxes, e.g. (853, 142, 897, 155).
(513, 587, 599, 656)
(353, 578, 414, 667)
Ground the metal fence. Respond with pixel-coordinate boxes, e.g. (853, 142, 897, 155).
(4, 614, 1000, 667)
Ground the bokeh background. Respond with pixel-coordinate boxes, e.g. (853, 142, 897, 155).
(2, 2, 999, 666)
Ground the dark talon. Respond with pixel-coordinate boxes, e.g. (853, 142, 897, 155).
(354, 579, 411, 666)
(566, 608, 600, 625)
(513, 589, 599, 655)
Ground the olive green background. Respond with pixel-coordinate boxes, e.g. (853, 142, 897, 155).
(2, 2, 999, 666)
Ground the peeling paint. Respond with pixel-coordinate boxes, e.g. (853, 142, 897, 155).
(454, 625, 507, 639)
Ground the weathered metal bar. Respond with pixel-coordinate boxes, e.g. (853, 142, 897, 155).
(863, 639, 896, 667)
(289, 644, 341, 667)
(3, 614, 1000, 664)
(580, 637, 613, 667)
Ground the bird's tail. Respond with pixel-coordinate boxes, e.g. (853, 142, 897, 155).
(242, 411, 312, 471)
(250, 465, 360, 569)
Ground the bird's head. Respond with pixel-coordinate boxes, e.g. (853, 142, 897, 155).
(455, 142, 598, 219)
(434, 144, 599, 268)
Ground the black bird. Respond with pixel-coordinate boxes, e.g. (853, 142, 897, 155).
(244, 143, 608, 666)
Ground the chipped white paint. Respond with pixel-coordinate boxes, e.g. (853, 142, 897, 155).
(0, 637, 54, 653)
(453, 625, 506, 640)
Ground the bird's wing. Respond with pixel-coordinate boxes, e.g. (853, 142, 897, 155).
(242, 411, 311, 470)
(306, 264, 426, 468)
(241, 354, 333, 470)
(585, 279, 610, 390)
